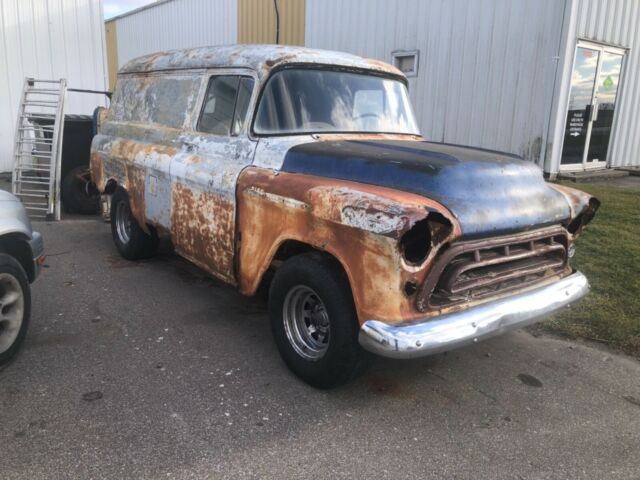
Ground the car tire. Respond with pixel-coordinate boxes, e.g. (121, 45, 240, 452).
(111, 187, 158, 260)
(0, 254, 31, 366)
(62, 166, 99, 214)
(269, 252, 369, 388)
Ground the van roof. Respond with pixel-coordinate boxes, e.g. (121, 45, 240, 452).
(119, 44, 404, 80)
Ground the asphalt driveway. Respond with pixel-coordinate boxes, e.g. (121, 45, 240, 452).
(1, 218, 639, 479)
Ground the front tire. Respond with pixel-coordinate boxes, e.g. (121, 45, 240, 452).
(269, 253, 369, 388)
(0, 254, 31, 366)
(111, 187, 158, 260)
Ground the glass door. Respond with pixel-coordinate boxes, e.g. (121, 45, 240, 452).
(586, 50, 624, 168)
(560, 46, 600, 168)
(560, 42, 626, 171)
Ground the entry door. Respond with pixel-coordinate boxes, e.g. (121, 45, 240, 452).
(170, 73, 257, 284)
(560, 42, 626, 171)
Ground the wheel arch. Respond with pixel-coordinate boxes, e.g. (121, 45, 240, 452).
(245, 237, 356, 301)
(111, 183, 152, 235)
(0, 233, 35, 282)
(103, 178, 119, 194)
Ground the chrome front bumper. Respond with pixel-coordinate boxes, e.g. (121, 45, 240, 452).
(358, 272, 589, 359)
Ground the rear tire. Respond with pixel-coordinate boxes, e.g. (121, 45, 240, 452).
(111, 187, 158, 260)
(62, 166, 99, 214)
(0, 254, 31, 366)
(269, 253, 369, 388)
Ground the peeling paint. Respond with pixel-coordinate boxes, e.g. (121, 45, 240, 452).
(548, 183, 593, 219)
(89, 45, 593, 330)
(108, 74, 202, 129)
(245, 187, 310, 210)
(120, 45, 405, 83)
(341, 206, 406, 235)
(236, 167, 461, 324)
(171, 182, 236, 283)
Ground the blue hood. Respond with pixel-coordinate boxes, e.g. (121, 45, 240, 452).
(281, 140, 571, 238)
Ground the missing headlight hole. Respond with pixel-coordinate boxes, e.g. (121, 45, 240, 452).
(567, 198, 600, 235)
(400, 213, 453, 266)
(400, 218, 431, 265)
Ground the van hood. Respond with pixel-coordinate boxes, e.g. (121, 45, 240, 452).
(280, 140, 570, 238)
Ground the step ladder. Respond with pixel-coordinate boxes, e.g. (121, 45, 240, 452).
(12, 78, 67, 220)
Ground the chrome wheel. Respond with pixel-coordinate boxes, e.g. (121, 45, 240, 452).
(283, 285, 330, 361)
(115, 200, 132, 244)
(0, 273, 25, 354)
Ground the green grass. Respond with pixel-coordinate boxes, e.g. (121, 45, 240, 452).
(541, 180, 640, 356)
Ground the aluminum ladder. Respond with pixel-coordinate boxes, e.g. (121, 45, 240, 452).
(11, 78, 67, 220)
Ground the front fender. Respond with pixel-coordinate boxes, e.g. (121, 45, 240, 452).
(0, 194, 42, 281)
(236, 167, 460, 324)
(0, 195, 33, 240)
(548, 183, 600, 237)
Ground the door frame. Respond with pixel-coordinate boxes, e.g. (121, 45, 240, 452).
(169, 67, 260, 284)
(560, 39, 627, 172)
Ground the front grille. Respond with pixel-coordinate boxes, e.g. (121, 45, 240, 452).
(416, 227, 570, 312)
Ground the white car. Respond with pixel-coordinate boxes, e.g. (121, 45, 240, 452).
(0, 191, 44, 365)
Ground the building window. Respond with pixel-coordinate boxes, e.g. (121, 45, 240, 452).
(392, 50, 419, 77)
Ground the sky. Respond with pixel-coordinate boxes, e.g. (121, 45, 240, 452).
(103, 0, 158, 20)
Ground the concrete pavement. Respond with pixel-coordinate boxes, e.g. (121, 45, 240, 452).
(1, 218, 639, 479)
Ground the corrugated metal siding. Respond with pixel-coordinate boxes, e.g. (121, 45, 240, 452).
(576, 0, 640, 168)
(0, 0, 108, 172)
(114, 0, 237, 68)
(305, 0, 567, 165)
(238, 0, 304, 45)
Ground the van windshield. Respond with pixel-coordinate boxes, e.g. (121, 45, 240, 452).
(254, 69, 419, 135)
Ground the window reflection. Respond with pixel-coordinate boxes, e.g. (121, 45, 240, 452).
(568, 48, 599, 111)
(588, 52, 623, 163)
(254, 69, 419, 135)
(561, 48, 599, 165)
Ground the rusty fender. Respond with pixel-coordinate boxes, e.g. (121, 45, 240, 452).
(548, 183, 600, 239)
(236, 168, 461, 325)
(90, 133, 177, 234)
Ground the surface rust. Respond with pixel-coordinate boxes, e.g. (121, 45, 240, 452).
(548, 183, 600, 238)
(120, 45, 404, 82)
(87, 45, 599, 330)
(91, 136, 179, 233)
(236, 167, 461, 325)
(89, 150, 105, 191)
(170, 183, 236, 284)
(126, 165, 147, 230)
(416, 226, 572, 314)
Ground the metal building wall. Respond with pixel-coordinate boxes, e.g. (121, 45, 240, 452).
(0, 0, 108, 172)
(238, 0, 305, 45)
(113, 0, 237, 69)
(305, 0, 567, 166)
(576, 0, 640, 168)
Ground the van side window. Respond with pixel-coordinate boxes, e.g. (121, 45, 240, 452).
(198, 75, 254, 136)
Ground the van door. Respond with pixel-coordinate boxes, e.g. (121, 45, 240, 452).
(170, 73, 257, 284)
